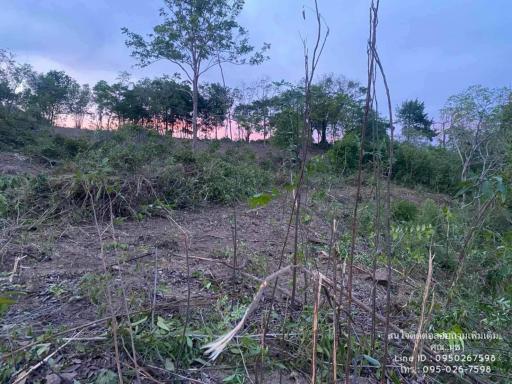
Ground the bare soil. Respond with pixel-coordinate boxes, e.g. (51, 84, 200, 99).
(0, 146, 450, 383)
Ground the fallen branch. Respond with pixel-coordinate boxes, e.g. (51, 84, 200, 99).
(12, 330, 83, 384)
(202, 265, 294, 360)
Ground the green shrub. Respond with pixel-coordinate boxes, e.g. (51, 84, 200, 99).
(327, 132, 360, 173)
(0, 108, 43, 150)
(197, 154, 270, 204)
(0, 193, 7, 218)
(306, 154, 331, 175)
(17, 127, 271, 216)
(418, 198, 441, 226)
(34, 134, 89, 161)
(208, 140, 221, 153)
(392, 143, 460, 193)
(392, 200, 418, 222)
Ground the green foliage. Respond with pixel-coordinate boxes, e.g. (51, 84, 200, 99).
(0, 193, 7, 218)
(0, 108, 44, 150)
(396, 98, 435, 143)
(94, 369, 118, 384)
(441, 85, 510, 182)
(123, 0, 268, 141)
(79, 273, 109, 305)
(223, 372, 246, 383)
(34, 134, 90, 160)
(327, 132, 360, 173)
(247, 191, 274, 208)
(3, 126, 272, 219)
(392, 143, 460, 193)
(271, 107, 303, 151)
(392, 200, 418, 222)
(417, 198, 441, 226)
(392, 222, 434, 264)
(26, 70, 78, 124)
(126, 315, 203, 368)
(197, 153, 270, 204)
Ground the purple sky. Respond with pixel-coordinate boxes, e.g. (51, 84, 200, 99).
(1, 0, 511, 120)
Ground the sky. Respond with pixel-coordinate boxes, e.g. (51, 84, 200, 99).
(1, 0, 511, 121)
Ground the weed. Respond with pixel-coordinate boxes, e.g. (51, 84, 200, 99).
(223, 371, 246, 383)
(94, 369, 118, 384)
(79, 273, 108, 306)
(392, 200, 418, 222)
(48, 282, 67, 297)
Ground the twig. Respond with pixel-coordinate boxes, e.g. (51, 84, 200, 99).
(328, 218, 339, 382)
(232, 205, 238, 281)
(310, 273, 322, 384)
(108, 199, 141, 383)
(12, 330, 83, 384)
(345, 1, 378, 380)
(9, 255, 26, 283)
(411, 250, 434, 374)
(89, 193, 123, 384)
(151, 248, 159, 328)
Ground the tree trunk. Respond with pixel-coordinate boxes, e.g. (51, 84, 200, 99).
(263, 116, 267, 144)
(192, 74, 199, 149)
(320, 121, 328, 146)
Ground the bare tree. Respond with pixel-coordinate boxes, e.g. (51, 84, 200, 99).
(441, 85, 510, 184)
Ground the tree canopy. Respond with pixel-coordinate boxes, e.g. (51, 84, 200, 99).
(122, 0, 269, 147)
(396, 99, 435, 144)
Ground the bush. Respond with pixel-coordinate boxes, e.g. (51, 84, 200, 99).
(197, 154, 270, 204)
(392, 143, 460, 193)
(0, 193, 7, 218)
(392, 200, 418, 222)
(8, 126, 273, 217)
(34, 134, 90, 161)
(418, 198, 441, 226)
(0, 108, 43, 150)
(327, 132, 360, 173)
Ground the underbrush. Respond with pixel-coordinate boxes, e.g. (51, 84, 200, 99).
(0, 109, 91, 163)
(375, 195, 512, 380)
(320, 137, 462, 194)
(1, 125, 273, 220)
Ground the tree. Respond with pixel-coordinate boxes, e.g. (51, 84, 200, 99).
(67, 83, 92, 129)
(0, 50, 34, 113)
(93, 80, 114, 129)
(269, 85, 305, 150)
(122, 0, 269, 148)
(441, 85, 510, 183)
(27, 70, 75, 125)
(396, 99, 435, 144)
(150, 76, 193, 134)
(233, 102, 258, 142)
(200, 83, 232, 139)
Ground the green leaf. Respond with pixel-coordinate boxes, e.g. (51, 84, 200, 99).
(35, 343, 51, 357)
(131, 316, 148, 327)
(192, 357, 210, 366)
(302, 213, 312, 225)
(0, 297, 16, 305)
(361, 354, 381, 368)
(156, 316, 170, 331)
(223, 373, 243, 383)
(282, 183, 296, 192)
(164, 358, 175, 371)
(248, 192, 273, 208)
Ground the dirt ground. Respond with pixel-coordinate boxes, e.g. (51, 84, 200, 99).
(0, 148, 450, 383)
(0, 152, 45, 176)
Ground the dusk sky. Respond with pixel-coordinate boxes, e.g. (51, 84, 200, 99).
(1, 0, 511, 120)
